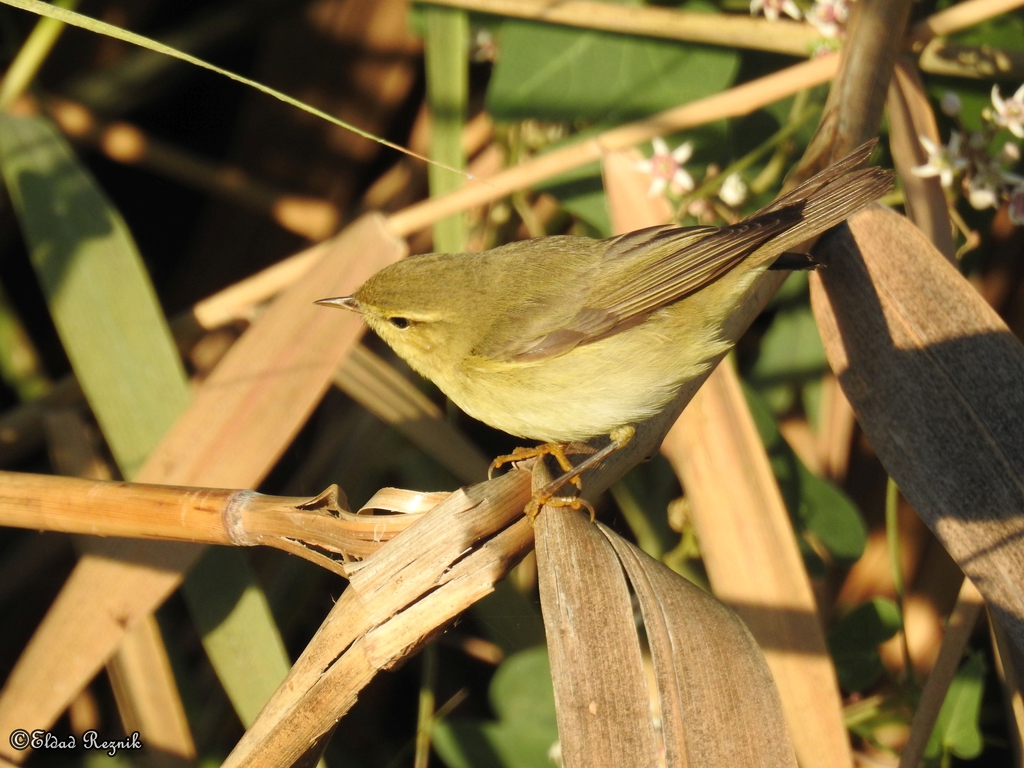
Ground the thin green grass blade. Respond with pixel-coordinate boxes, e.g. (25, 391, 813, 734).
(0, 113, 292, 730)
(0, 0, 468, 180)
(424, 6, 469, 253)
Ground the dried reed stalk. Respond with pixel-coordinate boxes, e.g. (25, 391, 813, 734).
(418, 0, 820, 56)
(0, 469, 426, 573)
(886, 57, 955, 263)
(107, 615, 196, 762)
(222, 471, 534, 768)
(908, 0, 1024, 48)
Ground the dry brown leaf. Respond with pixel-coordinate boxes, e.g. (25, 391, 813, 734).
(535, 504, 798, 767)
(606, 532, 798, 768)
(811, 205, 1024, 654)
(886, 57, 955, 263)
(534, 506, 661, 767)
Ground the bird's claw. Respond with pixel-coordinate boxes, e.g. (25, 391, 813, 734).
(525, 493, 596, 525)
(489, 443, 583, 490)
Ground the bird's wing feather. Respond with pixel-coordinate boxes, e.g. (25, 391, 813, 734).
(476, 140, 890, 364)
(480, 207, 800, 363)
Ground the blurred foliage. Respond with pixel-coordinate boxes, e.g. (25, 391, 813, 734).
(828, 598, 902, 692)
(433, 647, 558, 768)
(0, 0, 1019, 765)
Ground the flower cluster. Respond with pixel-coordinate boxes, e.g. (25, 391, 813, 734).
(913, 85, 1024, 225)
(750, 0, 851, 38)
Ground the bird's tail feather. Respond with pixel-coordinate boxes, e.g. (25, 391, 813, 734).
(751, 140, 895, 259)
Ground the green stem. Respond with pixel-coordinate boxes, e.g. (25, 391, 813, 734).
(0, 0, 80, 110)
(425, 6, 469, 253)
(886, 477, 917, 688)
(414, 643, 439, 768)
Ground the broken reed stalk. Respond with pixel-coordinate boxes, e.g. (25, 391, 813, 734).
(221, 470, 535, 768)
(0, 470, 424, 575)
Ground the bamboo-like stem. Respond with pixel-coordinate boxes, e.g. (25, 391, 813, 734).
(908, 0, 1024, 49)
(0, 470, 425, 575)
(417, 0, 820, 56)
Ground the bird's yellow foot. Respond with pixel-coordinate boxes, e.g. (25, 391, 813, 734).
(521, 425, 636, 524)
(489, 443, 584, 491)
(525, 492, 596, 524)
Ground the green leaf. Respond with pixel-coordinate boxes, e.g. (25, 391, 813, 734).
(433, 647, 559, 768)
(925, 652, 987, 761)
(486, 14, 738, 124)
(828, 598, 902, 692)
(182, 549, 293, 727)
(0, 113, 190, 477)
(743, 383, 867, 567)
(797, 464, 867, 564)
(749, 303, 829, 388)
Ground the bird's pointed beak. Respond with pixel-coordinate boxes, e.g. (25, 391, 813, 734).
(315, 295, 361, 313)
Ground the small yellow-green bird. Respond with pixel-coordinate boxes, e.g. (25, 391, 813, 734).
(319, 142, 892, 516)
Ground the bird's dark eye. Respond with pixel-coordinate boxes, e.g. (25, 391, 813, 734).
(388, 316, 410, 329)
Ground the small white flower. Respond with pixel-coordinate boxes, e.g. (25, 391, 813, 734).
(912, 133, 967, 188)
(635, 137, 695, 197)
(750, 0, 802, 22)
(1000, 141, 1021, 163)
(967, 176, 999, 210)
(991, 84, 1024, 138)
(1009, 186, 1024, 226)
(719, 173, 748, 206)
(940, 91, 962, 118)
(807, 0, 849, 38)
